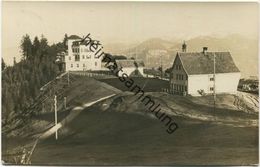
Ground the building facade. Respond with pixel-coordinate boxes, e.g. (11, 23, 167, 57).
(115, 59, 145, 77)
(65, 35, 103, 71)
(170, 47, 241, 96)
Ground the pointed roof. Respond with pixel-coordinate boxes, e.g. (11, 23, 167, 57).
(177, 52, 240, 75)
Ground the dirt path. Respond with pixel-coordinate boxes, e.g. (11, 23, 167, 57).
(39, 94, 116, 140)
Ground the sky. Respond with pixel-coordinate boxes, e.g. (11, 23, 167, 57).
(2, 2, 259, 65)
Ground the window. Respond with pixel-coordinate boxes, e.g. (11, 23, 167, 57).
(185, 86, 187, 91)
(176, 74, 184, 80)
(77, 64, 79, 68)
(83, 64, 85, 67)
(71, 64, 73, 68)
(75, 55, 80, 61)
(210, 87, 214, 91)
(95, 62, 97, 66)
(69, 56, 71, 60)
(210, 77, 214, 81)
(82, 55, 85, 59)
(175, 65, 181, 70)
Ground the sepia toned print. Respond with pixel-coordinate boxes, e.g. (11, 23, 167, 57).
(2, 1, 259, 165)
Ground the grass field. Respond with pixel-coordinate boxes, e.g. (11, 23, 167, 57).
(31, 107, 258, 165)
(2, 75, 259, 165)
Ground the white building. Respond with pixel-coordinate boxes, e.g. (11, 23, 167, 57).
(115, 59, 145, 77)
(169, 47, 241, 96)
(65, 35, 103, 71)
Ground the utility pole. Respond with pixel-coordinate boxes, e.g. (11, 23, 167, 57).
(67, 71, 70, 85)
(213, 53, 216, 112)
(160, 55, 163, 79)
(54, 95, 58, 140)
(64, 96, 67, 109)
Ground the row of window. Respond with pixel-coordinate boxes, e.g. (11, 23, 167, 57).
(72, 47, 90, 53)
(68, 55, 92, 61)
(72, 48, 80, 53)
(70, 62, 98, 68)
(173, 85, 214, 92)
(176, 74, 186, 80)
(174, 84, 187, 92)
(174, 64, 182, 70)
(175, 74, 214, 81)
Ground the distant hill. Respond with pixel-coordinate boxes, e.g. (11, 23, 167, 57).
(105, 34, 258, 78)
(121, 38, 177, 69)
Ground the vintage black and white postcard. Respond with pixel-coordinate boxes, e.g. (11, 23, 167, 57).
(1, 1, 259, 166)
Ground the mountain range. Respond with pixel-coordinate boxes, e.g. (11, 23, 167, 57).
(104, 34, 258, 78)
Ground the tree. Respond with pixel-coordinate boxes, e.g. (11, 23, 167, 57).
(13, 57, 17, 65)
(20, 34, 33, 60)
(3, 34, 60, 134)
(32, 36, 40, 56)
(2, 58, 6, 71)
(165, 67, 172, 74)
(39, 35, 48, 57)
(62, 34, 68, 47)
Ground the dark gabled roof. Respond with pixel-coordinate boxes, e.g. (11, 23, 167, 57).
(144, 68, 161, 76)
(177, 52, 240, 75)
(116, 59, 145, 68)
(67, 35, 82, 40)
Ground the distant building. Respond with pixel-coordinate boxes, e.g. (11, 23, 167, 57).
(238, 78, 259, 94)
(115, 59, 145, 77)
(169, 45, 241, 96)
(65, 35, 103, 71)
(144, 68, 162, 78)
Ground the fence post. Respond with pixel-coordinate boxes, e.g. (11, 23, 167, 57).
(54, 95, 58, 140)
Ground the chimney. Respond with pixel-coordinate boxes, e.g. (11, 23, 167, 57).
(202, 47, 208, 54)
(182, 41, 187, 52)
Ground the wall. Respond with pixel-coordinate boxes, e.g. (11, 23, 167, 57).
(188, 72, 241, 96)
(118, 67, 144, 77)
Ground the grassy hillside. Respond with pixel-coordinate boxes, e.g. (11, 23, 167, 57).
(3, 74, 258, 165)
(32, 109, 258, 165)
